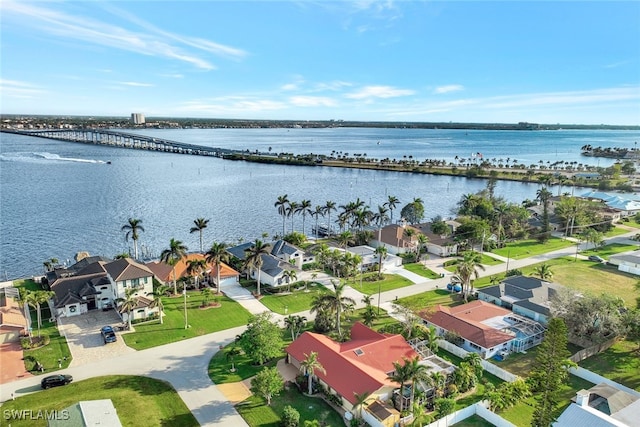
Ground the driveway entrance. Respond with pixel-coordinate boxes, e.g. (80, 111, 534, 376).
(58, 309, 135, 367)
(0, 341, 32, 384)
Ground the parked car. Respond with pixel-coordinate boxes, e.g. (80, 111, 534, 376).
(101, 325, 117, 344)
(588, 255, 605, 263)
(41, 374, 73, 389)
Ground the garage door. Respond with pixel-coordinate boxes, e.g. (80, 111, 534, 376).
(0, 330, 21, 344)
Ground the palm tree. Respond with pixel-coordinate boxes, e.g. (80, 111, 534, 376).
(282, 270, 297, 292)
(314, 281, 355, 336)
(22, 291, 38, 341)
(226, 346, 243, 372)
(426, 326, 440, 352)
(405, 356, 432, 407)
(116, 288, 138, 330)
(337, 231, 354, 250)
(147, 284, 169, 324)
(42, 258, 59, 272)
(186, 258, 207, 288)
(534, 263, 554, 281)
(375, 245, 387, 280)
(190, 217, 210, 253)
(160, 238, 188, 295)
(287, 201, 299, 233)
(300, 351, 326, 395)
(387, 360, 411, 411)
(455, 251, 485, 302)
(536, 187, 553, 233)
(311, 205, 324, 239)
(430, 371, 447, 399)
(121, 218, 144, 259)
(275, 195, 290, 237)
(244, 239, 271, 296)
(353, 390, 373, 420)
(34, 290, 54, 336)
(385, 195, 399, 224)
(297, 199, 312, 237)
(323, 201, 337, 235)
(284, 314, 307, 340)
(206, 242, 230, 295)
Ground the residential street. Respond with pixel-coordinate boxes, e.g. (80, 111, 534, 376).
(1, 229, 638, 426)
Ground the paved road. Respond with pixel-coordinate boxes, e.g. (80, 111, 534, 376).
(2, 228, 638, 425)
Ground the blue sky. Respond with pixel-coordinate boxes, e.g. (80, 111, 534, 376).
(1, 1, 639, 125)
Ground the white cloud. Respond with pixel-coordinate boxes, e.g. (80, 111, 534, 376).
(0, 79, 46, 98)
(312, 81, 352, 92)
(177, 97, 286, 114)
(118, 81, 154, 87)
(289, 96, 338, 107)
(160, 73, 184, 79)
(434, 84, 464, 94)
(345, 85, 415, 99)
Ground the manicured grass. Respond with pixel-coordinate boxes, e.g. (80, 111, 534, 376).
(403, 263, 442, 279)
(351, 273, 414, 295)
(236, 386, 344, 427)
(123, 292, 252, 350)
(604, 225, 634, 237)
(499, 374, 594, 426)
(579, 339, 640, 391)
(396, 289, 463, 312)
(581, 242, 639, 258)
(479, 254, 504, 265)
(492, 342, 581, 377)
(13, 278, 44, 292)
(0, 375, 198, 427)
(491, 237, 575, 259)
(452, 414, 496, 426)
(619, 219, 640, 229)
(23, 321, 72, 374)
(259, 284, 331, 314)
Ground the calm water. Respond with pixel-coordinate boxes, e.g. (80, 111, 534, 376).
(1, 128, 638, 279)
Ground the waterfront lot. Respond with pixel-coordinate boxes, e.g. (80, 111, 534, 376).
(491, 237, 575, 259)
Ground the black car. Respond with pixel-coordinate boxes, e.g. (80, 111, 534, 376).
(588, 255, 605, 263)
(41, 374, 73, 389)
(101, 325, 117, 343)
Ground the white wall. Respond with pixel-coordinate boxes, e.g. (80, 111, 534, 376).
(422, 402, 516, 427)
(569, 366, 640, 398)
(438, 340, 520, 383)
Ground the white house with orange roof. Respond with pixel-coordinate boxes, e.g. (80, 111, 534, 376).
(145, 253, 240, 291)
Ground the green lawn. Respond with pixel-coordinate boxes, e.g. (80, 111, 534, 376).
(395, 289, 463, 312)
(209, 340, 288, 384)
(452, 414, 496, 426)
(123, 292, 252, 350)
(492, 342, 581, 377)
(350, 273, 415, 295)
(579, 339, 640, 391)
(0, 376, 198, 427)
(13, 278, 44, 292)
(404, 263, 442, 279)
(259, 284, 331, 314)
(499, 375, 594, 427)
(491, 237, 575, 259)
(23, 321, 72, 374)
(604, 226, 634, 237)
(581, 242, 639, 258)
(236, 386, 344, 427)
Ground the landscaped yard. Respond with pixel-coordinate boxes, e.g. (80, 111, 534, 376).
(492, 342, 581, 377)
(579, 339, 640, 391)
(581, 242, 639, 258)
(349, 273, 414, 295)
(123, 292, 252, 350)
(491, 237, 575, 259)
(23, 321, 72, 373)
(259, 284, 331, 314)
(395, 289, 463, 312)
(404, 262, 442, 279)
(236, 386, 344, 427)
(0, 375, 198, 427)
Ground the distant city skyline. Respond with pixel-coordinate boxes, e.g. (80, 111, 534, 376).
(1, 1, 639, 125)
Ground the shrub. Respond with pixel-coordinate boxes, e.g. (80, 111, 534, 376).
(281, 405, 300, 427)
(505, 269, 522, 277)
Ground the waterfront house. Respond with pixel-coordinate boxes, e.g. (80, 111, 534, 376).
(410, 221, 460, 257)
(419, 300, 545, 358)
(346, 245, 402, 271)
(370, 224, 421, 255)
(145, 253, 240, 290)
(0, 292, 28, 343)
(476, 275, 561, 324)
(227, 242, 300, 288)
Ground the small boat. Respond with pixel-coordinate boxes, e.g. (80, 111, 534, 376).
(106, 161, 112, 165)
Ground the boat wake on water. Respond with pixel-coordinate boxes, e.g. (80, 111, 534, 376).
(0, 152, 107, 164)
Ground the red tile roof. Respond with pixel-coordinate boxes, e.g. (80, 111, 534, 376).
(286, 322, 418, 404)
(420, 301, 514, 349)
(146, 254, 238, 282)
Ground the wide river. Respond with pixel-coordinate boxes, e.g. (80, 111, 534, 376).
(1, 128, 638, 279)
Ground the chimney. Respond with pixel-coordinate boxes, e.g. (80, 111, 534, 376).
(576, 389, 590, 407)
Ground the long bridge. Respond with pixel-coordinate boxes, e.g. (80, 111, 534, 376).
(0, 128, 243, 157)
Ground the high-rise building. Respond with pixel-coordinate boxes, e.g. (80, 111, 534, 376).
(131, 113, 145, 125)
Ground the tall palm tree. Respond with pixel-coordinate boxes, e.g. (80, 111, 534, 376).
(323, 201, 337, 235)
(314, 281, 355, 336)
(275, 195, 290, 237)
(121, 218, 144, 259)
(300, 351, 326, 395)
(385, 195, 399, 224)
(284, 314, 306, 340)
(353, 391, 373, 420)
(147, 284, 170, 324)
(206, 242, 230, 295)
(387, 360, 411, 411)
(22, 291, 38, 341)
(455, 251, 485, 302)
(375, 245, 388, 279)
(311, 205, 324, 239)
(186, 258, 207, 288)
(534, 263, 554, 281)
(190, 217, 210, 253)
(244, 239, 271, 296)
(297, 199, 312, 237)
(287, 201, 299, 234)
(536, 187, 553, 233)
(337, 231, 354, 250)
(282, 270, 297, 292)
(160, 238, 188, 295)
(116, 288, 139, 330)
(405, 356, 432, 408)
(34, 290, 54, 336)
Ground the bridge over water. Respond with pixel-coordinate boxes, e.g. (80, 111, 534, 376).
(0, 128, 243, 157)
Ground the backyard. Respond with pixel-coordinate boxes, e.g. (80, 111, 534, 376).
(0, 375, 198, 427)
(578, 339, 640, 391)
(123, 292, 252, 350)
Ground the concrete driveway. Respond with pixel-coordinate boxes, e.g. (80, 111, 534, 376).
(58, 309, 135, 367)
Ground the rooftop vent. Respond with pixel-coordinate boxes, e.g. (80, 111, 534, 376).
(354, 348, 364, 356)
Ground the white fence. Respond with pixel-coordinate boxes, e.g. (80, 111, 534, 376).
(423, 402, 516, 427)
(570, 366, 640, 398)
(437, 340, 519, 382)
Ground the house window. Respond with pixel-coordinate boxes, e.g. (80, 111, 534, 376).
(132, 278, 140, 287)
(137, 309, 145, 314)
(101, 286, 109, 290)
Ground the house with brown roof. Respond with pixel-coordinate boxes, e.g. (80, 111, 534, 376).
(0, 294, 28, 343)
(419, 300, 545, 359)
(145, 253, 240, 290)
(286, 322, 454, 426)
(47, 257, 158, 322)
(371, 222, 459, 257)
